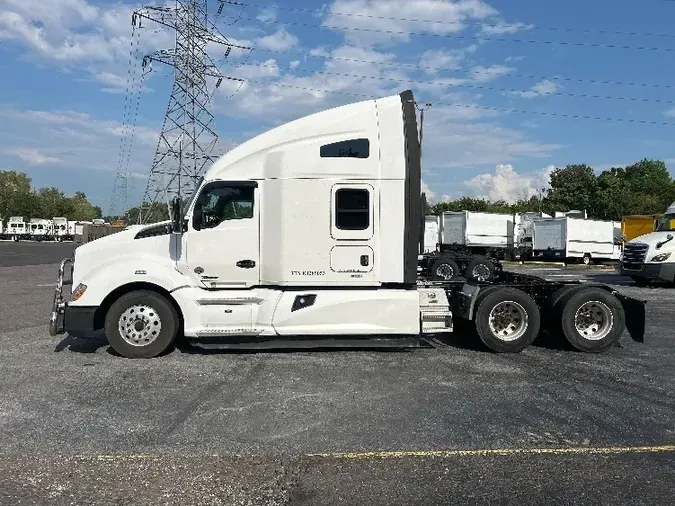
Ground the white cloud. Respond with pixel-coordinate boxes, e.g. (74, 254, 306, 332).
(464, 164, 553, 202)
(421, 179, 436, 202)
(5, 147, 62, 165)
(664, 107, 675, 118)
(512, 79, 561, 98)
(419, 46, 477, 75)
(256, 7, 278, 23)
(469, 64, 514, 83)
(255, 28, 299, 51)
(289, 60, 300, 70)
(481, 21, 534, 36)
(324, 0, 498, 45)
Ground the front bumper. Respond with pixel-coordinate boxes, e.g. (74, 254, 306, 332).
(618, 262, 675, 282)
(49, 257, 100, 337)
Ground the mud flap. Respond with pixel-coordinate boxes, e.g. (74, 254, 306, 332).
(615, 293, 646, 343)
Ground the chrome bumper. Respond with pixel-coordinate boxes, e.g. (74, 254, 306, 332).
(49, 257, 73, 337)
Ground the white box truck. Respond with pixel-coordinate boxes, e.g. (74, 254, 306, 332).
(618, 202, 675, 285)
(53, 217, 71, 241)
(7, 217, 28, 241)
(29, 218, 54, 241)
(532, 217, 622, 265)
(48, 90, 645, 358)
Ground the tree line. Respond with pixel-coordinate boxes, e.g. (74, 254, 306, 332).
(0, 171, 102, 222)
(429, 159, 675, 221)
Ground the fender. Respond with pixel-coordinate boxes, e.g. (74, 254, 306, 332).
(70, 253, 190, 307)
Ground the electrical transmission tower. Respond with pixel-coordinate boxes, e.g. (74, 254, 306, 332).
(110, 0, 249, 224)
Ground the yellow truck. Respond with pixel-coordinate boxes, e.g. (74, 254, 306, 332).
(621, 214, 662, 244)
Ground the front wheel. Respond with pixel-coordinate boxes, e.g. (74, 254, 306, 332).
(582, 253, 592, 265)
(474, 287, 541, 353)
(554, 288, 625, 352)
(105, 290, 179, 358)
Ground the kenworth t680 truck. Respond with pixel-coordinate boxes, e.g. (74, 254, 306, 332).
(49, 91, 646, 358)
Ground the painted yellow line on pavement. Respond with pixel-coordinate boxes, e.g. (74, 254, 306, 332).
(307, 444, 675, 460)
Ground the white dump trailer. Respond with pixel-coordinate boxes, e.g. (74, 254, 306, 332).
(532, 217, 621, 264)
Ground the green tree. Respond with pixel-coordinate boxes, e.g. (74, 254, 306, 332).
(544, 164, 598, 216)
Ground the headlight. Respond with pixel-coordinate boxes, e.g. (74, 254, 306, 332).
(71, 283, 88, 301)
(650, 252, 671, 262)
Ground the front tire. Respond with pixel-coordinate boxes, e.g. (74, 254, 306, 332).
(582, 253, 592, 265)
(474, 287, 541, 353)
(105, 290, 179, 358)
(554, 288, 625, 353)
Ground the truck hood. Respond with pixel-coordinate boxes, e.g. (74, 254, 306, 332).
(72, 221, 173, 286)
(626, 230, 675, 249)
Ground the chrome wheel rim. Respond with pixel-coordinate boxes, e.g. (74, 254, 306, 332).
(574, 301, 613, 341)
(118, 304, 162, 347)
(436, 264, 455, 280)
(488, 301, 528, 341)
(472, 264, 492, 281)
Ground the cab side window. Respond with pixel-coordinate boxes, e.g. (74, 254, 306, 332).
(193, 184, 254, 230)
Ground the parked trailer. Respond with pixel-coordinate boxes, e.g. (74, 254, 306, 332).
(619, 203, 675, 286)
(7, 217, 28, 241)
(532, 217, 622, 265)
(52, 217, 72, 241)
(513, 212, 551, 260)
(49, 90, 646, 359)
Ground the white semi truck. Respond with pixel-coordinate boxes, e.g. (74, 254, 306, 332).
(29, 218, 54, 241)
(619, 202, 675, 285)
(48, 91, 646, 358)
(532, 217, 622, 265)
(53, 217, 71, 241)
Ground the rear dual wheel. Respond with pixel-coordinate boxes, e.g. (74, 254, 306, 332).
(474, 288, 540, 353)
(550, 287, 625, 352)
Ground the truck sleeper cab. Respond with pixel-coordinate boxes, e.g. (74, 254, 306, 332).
(49, 91, 647, 358)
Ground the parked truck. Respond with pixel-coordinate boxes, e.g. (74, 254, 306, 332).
(52, 217, 71, 241)
(48, 90, 646, 359)
(618, 202, 675, 285)
(29, 218, 54, 241)
(7, 217, 28, 241)
(532, 216, 622, 265)
(418, 211, 512, 282)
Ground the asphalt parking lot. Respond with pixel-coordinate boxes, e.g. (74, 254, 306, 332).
(0, 242, 673, 505)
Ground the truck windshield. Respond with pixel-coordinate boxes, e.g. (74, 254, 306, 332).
(182, 176, 204, 220)
(656, 213, 675, 232)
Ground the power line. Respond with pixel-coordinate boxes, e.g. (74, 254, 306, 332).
(223, 14, 675, 52)
(222, 46, 675, 90)
(223, 0, 675, 39)
(241, 79, 675, 127)
(233, 61, 675, 104)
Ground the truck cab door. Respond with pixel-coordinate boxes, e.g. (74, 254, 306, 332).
(182, 181, 260, 289)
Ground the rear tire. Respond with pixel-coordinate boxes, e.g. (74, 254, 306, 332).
(582, 253, 592, 265)
(430, 257, 460, 281)
(554, 288, 625, 352)
(105, 290, 179, 358)
(474, 288, 541, 353)
(466, 257, 496, 282)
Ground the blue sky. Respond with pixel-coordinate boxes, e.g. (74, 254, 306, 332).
(1, 0, 675, 213)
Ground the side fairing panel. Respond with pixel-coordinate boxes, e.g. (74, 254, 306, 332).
(271, 290, 420, 335)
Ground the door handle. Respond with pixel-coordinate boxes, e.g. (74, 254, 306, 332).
(236, 259, 256, 269)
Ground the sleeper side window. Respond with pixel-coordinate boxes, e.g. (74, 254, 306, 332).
(335, 189, 369, 230)
(193, 184, 254, 230)
(331, 184, 374, 240)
